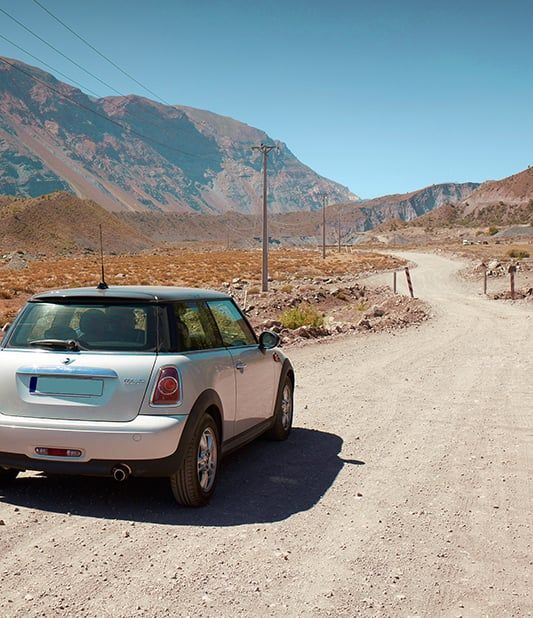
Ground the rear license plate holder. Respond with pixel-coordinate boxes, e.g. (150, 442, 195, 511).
(29, 376, 104, 397)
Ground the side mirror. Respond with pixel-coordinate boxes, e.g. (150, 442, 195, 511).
(259, 330, 280, 350)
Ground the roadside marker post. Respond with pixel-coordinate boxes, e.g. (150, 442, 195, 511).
(481, 262, 488, 295)
(405, 267, 414, 298)
(509, 264, 517, 300)
(393, 271, 397, 294)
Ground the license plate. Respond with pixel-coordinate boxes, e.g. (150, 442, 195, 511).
(29, 376, 104, 397)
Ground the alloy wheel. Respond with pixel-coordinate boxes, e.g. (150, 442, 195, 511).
(197, 427, 218, 491)
(281, 383, 293, 431)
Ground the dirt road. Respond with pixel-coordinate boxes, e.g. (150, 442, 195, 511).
(1, 253, 531, 617)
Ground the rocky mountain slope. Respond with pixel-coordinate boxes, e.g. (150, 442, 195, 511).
(0, 56, 356, 213)
(408, 167, 533, 227)
(460, 167, 533, 219)
(335, 182, 480, 231)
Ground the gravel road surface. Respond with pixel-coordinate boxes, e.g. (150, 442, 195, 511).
(1, 252, 531, 617)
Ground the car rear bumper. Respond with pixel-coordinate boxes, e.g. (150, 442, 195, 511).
(0, 413, 187, 477)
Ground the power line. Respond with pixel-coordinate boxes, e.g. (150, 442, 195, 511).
(0, 6, 126, 97)
(31, 0, 171, 105)
(223, 216, 259, 235)
(270, 217, 311, 230)
(0, 32, 211, 143)
(0, 3, 209, 139)
(0, 9, 288, 224)
(0, 56, 208, 160)
(0, 32, 104, 99)
(318, 192, 328, 259)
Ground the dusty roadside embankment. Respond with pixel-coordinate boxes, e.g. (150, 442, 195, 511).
(0, 248, 430, 343)
(0, 252, 531, 617)
(461, 257, 533, 301)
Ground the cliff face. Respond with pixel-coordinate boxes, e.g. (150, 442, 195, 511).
(370, 169, 533, 228)
(337, 182, 480, 231)
(0, 57, 357, 213)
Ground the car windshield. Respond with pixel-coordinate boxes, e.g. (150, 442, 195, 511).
(6, 302, 160, 352)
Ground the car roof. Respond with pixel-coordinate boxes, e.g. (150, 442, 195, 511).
(31, 286, 231, 303)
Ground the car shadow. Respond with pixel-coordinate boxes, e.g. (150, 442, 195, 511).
(0, 428, 364, 526)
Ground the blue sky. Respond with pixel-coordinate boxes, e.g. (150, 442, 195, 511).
(1, 0, 532, 198)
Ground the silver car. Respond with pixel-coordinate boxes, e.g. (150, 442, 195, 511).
(0, 286, 294, 507)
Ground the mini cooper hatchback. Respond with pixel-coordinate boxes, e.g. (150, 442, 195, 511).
(0, 286, 294, 506)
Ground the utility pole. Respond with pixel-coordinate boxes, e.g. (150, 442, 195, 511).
(337, 212, 341, 252)
(319, 193, 328, 259)
(252, 143, 276, 291)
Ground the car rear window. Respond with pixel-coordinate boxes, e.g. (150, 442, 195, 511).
(6, 302, 161, 352)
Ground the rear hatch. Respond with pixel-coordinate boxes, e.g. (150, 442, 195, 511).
(0, 300, 164, 422)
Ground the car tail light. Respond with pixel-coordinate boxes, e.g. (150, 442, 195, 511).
(152, 366, 180, 405)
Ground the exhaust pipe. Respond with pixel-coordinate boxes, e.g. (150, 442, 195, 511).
(112, 464, 131, 482)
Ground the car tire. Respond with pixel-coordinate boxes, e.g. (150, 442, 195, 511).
(0, 468, 20, 483)
(170, 413, 220, 507)
(267, 376, 294, 441)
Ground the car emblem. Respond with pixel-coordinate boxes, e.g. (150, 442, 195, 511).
(62, 357, 75, 365)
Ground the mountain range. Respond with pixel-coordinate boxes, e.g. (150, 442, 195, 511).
(1, 167, 532, 255)
(0, 56, 356, 213)
(1, 56, 531, 237)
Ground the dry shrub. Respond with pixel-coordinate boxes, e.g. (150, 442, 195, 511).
(279, 304, 324, 329)
(507, 249, 530, 259)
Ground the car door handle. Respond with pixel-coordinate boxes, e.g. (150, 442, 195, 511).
(235, 361, 247, 373)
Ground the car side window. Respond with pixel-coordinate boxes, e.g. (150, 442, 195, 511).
(207, 300, 257, 347)
(172, 302, 220, 351)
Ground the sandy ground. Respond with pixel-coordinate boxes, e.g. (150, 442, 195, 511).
(0, 253, 531, 617)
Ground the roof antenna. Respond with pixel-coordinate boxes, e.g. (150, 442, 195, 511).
(97, 224, 109, 290)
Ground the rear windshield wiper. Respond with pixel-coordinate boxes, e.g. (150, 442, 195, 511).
(29, 339, 85, 351)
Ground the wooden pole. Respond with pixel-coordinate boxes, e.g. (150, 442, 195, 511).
(405, 267, 414, 298)
(393, 270, 397, 294)
(509, 264, 516, 300)
(322, 194, 327, 259)
(252, 143, 276, 292)
(480, 262, 487, 295)
(262, 148, 269, 291)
